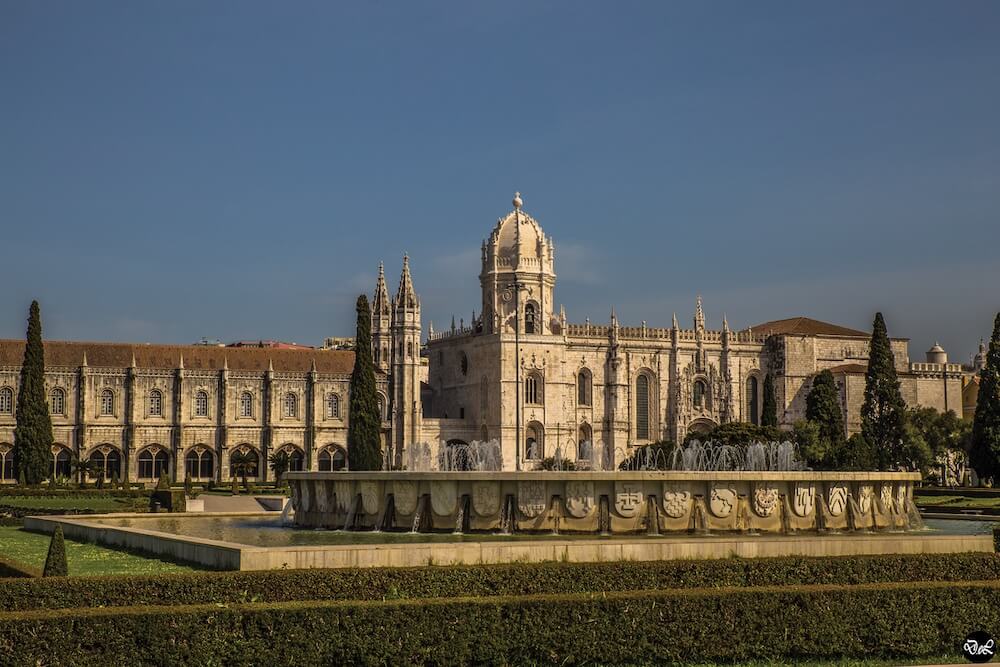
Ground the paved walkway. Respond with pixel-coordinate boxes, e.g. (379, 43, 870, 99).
(201, 494, 273, 513)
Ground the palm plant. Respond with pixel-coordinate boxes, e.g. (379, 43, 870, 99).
(229, 450, 258, 491)
(268, 450, 290, 485)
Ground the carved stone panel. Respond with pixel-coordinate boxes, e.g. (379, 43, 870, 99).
(753, 484, 779, 518)
(857, 484, 874, 514)
(709, 484, 737, 519)
(334, 480, 353, 513)
(472, 482, 500, 517)
(315, 481, 333, 514)
(827, 483, 848, 517)
(879, 483, 893, 511)
(297, 481, 311, 513)
(661, 483, 691, 519)
(430, 481, 458, 516)
(518, 480, 547, 518)
(895, 483, 909, 513)
(564, 480, 595, 518)
(393, 480, 418, 515)
(792, 483, 815, 518)
(359, 481, 380, 516)
(615, 482, 644, 518)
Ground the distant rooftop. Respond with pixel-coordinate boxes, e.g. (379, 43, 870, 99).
(746, 317, 869, 338)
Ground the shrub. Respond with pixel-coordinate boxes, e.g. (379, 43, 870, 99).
(42, 525, 68, 577)
(0, 555, 40, 578)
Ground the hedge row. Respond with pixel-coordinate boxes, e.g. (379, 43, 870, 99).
(0, 489, 150, 498)
(0, 556, 39, 579)
(4, 552, 1000, 612)
(1, 580, 998, 665)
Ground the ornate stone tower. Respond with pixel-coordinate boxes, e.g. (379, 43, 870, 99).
(480, 193, 557, 335)
(390, 256, 422, 460)
(371, 262, 391, 373)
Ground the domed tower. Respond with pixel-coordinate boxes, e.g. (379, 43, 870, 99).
(926, 342, 948, 365)
(480, 192, 557, 335)
(974, 339, 988, 372)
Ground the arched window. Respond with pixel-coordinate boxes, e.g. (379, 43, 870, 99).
(747, 376, 759, 426)
(318, 445, 347, 472)
(577, 369, 592, 406)
(239, 392, 254, 418)
(693, 380, 707, 410)
(480, 425, 488, 441)
(525, 373, 542, 405)
(0, 444, 13, 481)
(230, 445, 260, 479)
(407, 341, 413, 358)
(578, 424, 593, 461)
(52, 446, 72, 479)
(194, 390, 209, 417)
(373, 346, 380, 364)
(278, 444, 305, 472)
(377, 396, 386, 421)
(327, 393, 341, 419)
(50, 388, 66, 416)
(138, 446, 169, 480)
(480, 376, 488, 417)
(525, 422, 543, 460)
(284, 392, 297, 418)
(88, 446, 121, 481)
(148, 389, 163, 417)
(524, 303, 537, 334)
(100, 389, 115, 416)
(0, 388, 11, 415)
(185, 447, 214, 480)
(636, 374, 650, 440)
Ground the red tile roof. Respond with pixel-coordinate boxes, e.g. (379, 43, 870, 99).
(746, 317, 869, 338)
(0, 339, 361, 374)
(827, 363, 869, 375)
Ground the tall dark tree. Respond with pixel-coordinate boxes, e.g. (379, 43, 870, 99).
(761, 373, 778, 427)
(971, 313, 1000, 482)
(805, 369, 845, 453)
(861, 312, 907, 470)
(13, 301, 53, 485)
(347, 295, 383, 470)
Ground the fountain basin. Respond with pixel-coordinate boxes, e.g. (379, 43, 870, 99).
(284, 471, 923, 535)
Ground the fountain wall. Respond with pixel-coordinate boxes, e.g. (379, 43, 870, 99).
(284, 471, 923, 535)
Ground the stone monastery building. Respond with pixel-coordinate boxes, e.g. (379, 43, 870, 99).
(0, 194, 966, 483)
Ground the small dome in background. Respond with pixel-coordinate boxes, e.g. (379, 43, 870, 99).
(926, 342, 947, 364)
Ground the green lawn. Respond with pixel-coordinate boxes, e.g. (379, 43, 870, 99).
(915, 494, 1000, 509)
(0, 496, 145, 512)
(0, 527, 202, 575)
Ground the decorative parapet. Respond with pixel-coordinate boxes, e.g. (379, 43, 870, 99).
(909, 362, 965, 377)
(564, 323, 768, 344)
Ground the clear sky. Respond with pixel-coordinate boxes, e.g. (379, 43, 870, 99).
(2, 1, 998, 363)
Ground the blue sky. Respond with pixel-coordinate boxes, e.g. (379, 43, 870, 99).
(1, 1, 998, 363)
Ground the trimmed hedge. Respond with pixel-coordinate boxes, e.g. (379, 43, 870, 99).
(1, 580, 998, 665)
(0, 489, 150, 498)
(3, 552, 1000, 612)
(0, 555, 40, 579)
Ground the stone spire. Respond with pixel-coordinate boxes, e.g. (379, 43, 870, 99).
(672, 312, 679, 330)
(395, 255, 418, 310)
(694, 295, 705, 332)
(373, 261, 389, 315)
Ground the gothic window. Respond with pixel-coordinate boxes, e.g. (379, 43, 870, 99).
(407, 341, 413, 358)
(636, 374, 650, 440)
(239, 392, 254, 418)
(138, 446, 169, 480)
(88, 446, 121, 481)
(0, 387, 11, 415)
(318, 445, 346, 471)
(524, 303, 537, 334)
(284, 392, 297, 418)
(327, 393, 341, 419)
(747, 376, 760, 426)
(480, 376, 488, 417)
(525, 373, 542, 405)
(100, 389, 115, 416)
(693, 380, 707, 410)
(577, 369, 592, 406)
(460, 352, 468, 376)
(377, 396, 386, 420)
(578, 423, 593, 461)
(185, 447, 214, 480)
(195, 391, 209, 417)
(52, 446, 72, 479)
(382, 346, 388, 363)
(0, 444, 12, 480)
(279, 444, 305, 472)
(526, 422, 543, 460)
(50, 388, 66, 416)
(149, 389, 163, 417)
(374, 346, 380, 364)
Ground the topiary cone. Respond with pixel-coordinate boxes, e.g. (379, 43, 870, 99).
(42, 525, 68, 577)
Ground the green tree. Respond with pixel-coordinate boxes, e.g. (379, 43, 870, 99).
(792, 420, 825, 468)
(971, 313, 1000, 482)
(13, 301, 53, 485)
(268, 450, 290, 483)
(42, 525, 68, 577)
(229, 450, 257, 491)
(805, 370, 845, 450)
(761, 373, 778, 427)
(347, 295, 383, 471)
(861, 312, 908, 470)
(831, 433, 878, 471)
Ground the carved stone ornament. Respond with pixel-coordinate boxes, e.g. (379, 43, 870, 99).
(393, 480, 418, 515)
(334, 480, 354, 512)
(472, 482, 501, 517)
(564, 480, 595, 518)
(709, 484, 737, 519)
(518, 480, 547, 518)
(753, 484, 779, 518)
(615, 482, 644, 518)
(792, 483, 815, 518)
(359, 481, 380, 516)
(879, 483, 893, 511)
(661, 483, 691, 519)
(857, 484, 874, 514)
(827, 483, 848, 517)
(895, 483, 909, 513)
(315, 481, 333, 514)
(430, 480, 458, 516)
(296, 480, 310, 513)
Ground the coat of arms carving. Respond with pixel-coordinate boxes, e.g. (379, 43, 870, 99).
(334, 481, 354, 512)
(879, 484, 893, 511)
(709, 484, 737, 518)
(359, 481, 380, 516)
(472, 482, 500, 517)
(564, 480, 595, 518)
(518, 480, 547, 518)
(753, 485, 779, 518)
(661, 483, 691, 519)
(614, 482, 643, 518)
(827, 483, 848, 517)
(315, 481, 332, 513)
(430, 481, 458, 516)
(792, 483, 815, 518)
(393, 480, 418, 515)
(857, 485, 874, 515)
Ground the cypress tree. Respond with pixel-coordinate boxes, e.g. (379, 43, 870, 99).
(13, 301, 53, 485)
(971, 313, 1000, 482)
(861, 312, 907, 470)
(347, 294, 383, 471)
(761, 373, 778, 427)
(42, 525, 68, 577)
(805, 369, 845, 456)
